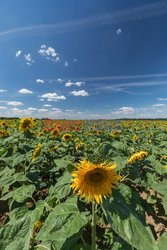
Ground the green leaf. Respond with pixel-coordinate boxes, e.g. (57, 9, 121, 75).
(37, 196, 89, 250)
(13, 184, 36, 203)
(48, 171, 71, 200)
(157, 232, 167, 250)
(102, 184, 157, 250)
(0, 215, 31, 250)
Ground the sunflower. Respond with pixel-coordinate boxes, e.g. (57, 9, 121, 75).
(111, 131, 121, 137)
(19, 118, 35, 132)
(131, 134, 139, 141)
(51, 128, 59, 137)
(32, 143, 42, 161)
(75, 142, 84, 151)
(62, 133, 72, 141)
(161, 155, 167, 160)
(38, 130, 45, 136)
(128, 150, 148, 165)
(71, 159, 121, 204)
(0, 121, 8, 127)
(0, 130, 9, 138)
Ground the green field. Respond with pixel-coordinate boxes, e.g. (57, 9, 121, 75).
(0, 118, 167, 250)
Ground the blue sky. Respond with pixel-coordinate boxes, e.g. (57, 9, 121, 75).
(1, 0, 167, 119)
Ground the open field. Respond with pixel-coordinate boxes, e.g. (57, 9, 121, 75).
(0, 118, 167, 250)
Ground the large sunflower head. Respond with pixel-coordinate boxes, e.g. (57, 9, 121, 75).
(71, 159, 122, 204)
(19, 118, 35, 132)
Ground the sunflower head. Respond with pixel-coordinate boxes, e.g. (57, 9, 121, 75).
(161, 155, 167, 160)
(19, 118, 35, 132)
(75, 142, 84, 151)
(0, 130, 9, 138)
(111, 131, 121, 138)
(1, 121, 8, 127)
(38, 130, 45, 136)
(128, 150, 148, 164)
(131, 134, 139, 141)
(51, 128, 59, 137)
(32, 143, 42, 161)
(62, 133, 72, 141)
(71, 159, 122, 204)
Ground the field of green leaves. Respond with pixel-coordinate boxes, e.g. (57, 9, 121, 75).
(0, 118, 167, 250)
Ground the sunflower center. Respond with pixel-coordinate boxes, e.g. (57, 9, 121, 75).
(85, 168, 106, 186)
(22, 120, 31, 128)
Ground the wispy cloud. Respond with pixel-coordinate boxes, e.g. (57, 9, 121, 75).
(0, 89, 7, 93)
(75, 73, 167, 82)
(1, 1, 167, 38)
(64, 61, 69, 67)
(0, 106, 7, 110)
(70, 90, 89, 96)
(7, 101, 23, 106)
(116, 28, 122, 35)
(158, 97, 167, 101)
(152, 103, 166, 107)
(24, 53, 35, 65)
(65, 80, 84, 87)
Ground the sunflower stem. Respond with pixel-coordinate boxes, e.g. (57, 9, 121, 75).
(92, 202, 96, 250)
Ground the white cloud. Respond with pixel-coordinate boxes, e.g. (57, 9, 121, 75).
(158, 98, 167, 101)
(65, 109, 74, 112)
(119, 106, 134, 114)
(39, 99, 44, 101)
(116, 28, 122, 35)
(40, 92, 66, 101)
(0, 106, 7, 110)
(18, 88, 33, 94)
(43, 104, 52, 107)
(65, 81, 84, 87)
(0, 89, 7, 93)
(12, 108, 20, 111)
(65, 81, 73, 87)
(70, 90, 89, 96)
(76, 81, 84, 86)
(36, 78, 44, 84)
(38, 108, 48, 112)
(74, 58, 77, 62)
(27, 107, 38, 111)
(152, 103, 165, 107)
(64, 60, 69, 67)
(57, 78, 63, 83)
(52, 108, 61, 111)
(112, 106, 134, 116)
(16, 50, 22, 57)
(7, 101, 23, 106)
(24, 53, 35, 65)
(38, 45, 60, 62)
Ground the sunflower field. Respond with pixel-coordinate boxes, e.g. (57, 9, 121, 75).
(0, 118, 167, 250)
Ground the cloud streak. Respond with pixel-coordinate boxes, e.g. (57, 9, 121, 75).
(0, 1, 167, 38)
